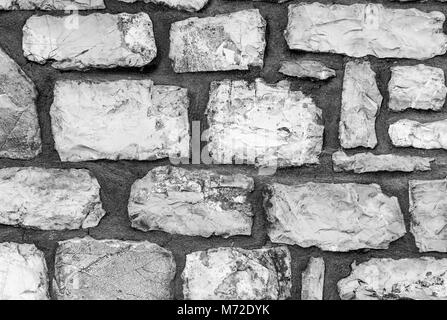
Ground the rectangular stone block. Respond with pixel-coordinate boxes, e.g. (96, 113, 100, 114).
(389, 119, 447, 150)
(0, 0, 105, 10)
(117, 0, 208, 11)
(301, 257, 325, 300)
(279, 59, 336, 80)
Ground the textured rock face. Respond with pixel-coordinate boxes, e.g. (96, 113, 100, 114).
(0, 167, 105, 230)
(388, 65, 447, 111)
(279, 60, 336, 80)
(206, 78, 324, 168)
(332, 151, 433, 173)
(50, 79, 189, 162)
(285, 3, 447, 59)
(340, 61, 381, 149)
(338, 258, 447, 300)
(409, 179, 447, 252)
(129, 166, 254, 237)
(117, 0, 208, 11)
(301, 257, 325, 300)
(264, 182, 405, 251)
(182, 246, 292, 300)
(0, 48, 41, 159)
(0, 242, 48, 300)
(23, 13, 156, 70)
(0, 0, 105, 9)
(389, 119, 447, 149)
(169, 9, 266, 72)
(54, 237, 176, 300)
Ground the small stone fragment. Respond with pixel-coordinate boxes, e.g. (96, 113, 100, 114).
(301, 257, 325, 300)
(389, 119, 447, 150)
(0, 0, 105, 10)
(23, 13, 156, 70)
(54, 237, 176, 300)
(117, 0, 207, 11)
(169, 9, 266, 73)
(264, 182, 405, 252)
(0, 167, 105, 230)
(182, 246, 291, 300)
(279, 60, 336, 80)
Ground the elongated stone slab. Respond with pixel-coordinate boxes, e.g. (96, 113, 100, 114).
(169, 9, 266, 73)
(23, 13, 156, 70)
(128, 166, 254, 237)
(54, 237, 176, 300)
(285, 3, 447, 59)
(50, 79, 189, 161)
(389, 119, 447, 149)
(118, 0, 207, 11)
(0, 0, 105, 10)
(301, 257, 325, 300)
(0, 167, 105, 230)
(0, 242, 49, 300)
(264, 182, 405, 252)
(206, 78, 324, 168)
(338, 257, 447, 300)
(279, 60, 336, 80)
(182, 246, 291, 300)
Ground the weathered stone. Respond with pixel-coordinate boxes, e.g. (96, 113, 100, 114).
(264, 182, 405, 252)
(279, 60, 336, 80)
(389, 119, 447, 150)
(338, 257, 447, 300)
(182, 246, 291, 300)
(332, 151, 433, 173)
(206, 78, 324, 168)
(389, 65, 447, 111)
(23, 13, 156, 70)
(340, 61, 382, 149)
(54, 237, 176, 300)
(0, 242, 49, 300)
(0, 0, 105, 10)
(169, 9, 266, 73)
(285, 3, 447, 60)
(128, 166, 254, 237)
(117, 0, 207, 11)
(50, 79, 189, 161)
(301, 257, 325, 300)
(0, 48, 41, 159)
(0, 167, 105, 230)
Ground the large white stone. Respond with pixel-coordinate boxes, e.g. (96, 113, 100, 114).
(389, 119, 447, 150)
(117, 0, 207, 11)
(301, 257, 325, 300)
(0, 0, 104, 9)
(50, 79, 190, 162)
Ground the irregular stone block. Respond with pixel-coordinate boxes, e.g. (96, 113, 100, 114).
(169, 9, 266, 72)
(301, 257, 325, 300)
(54, 237, 176, 300)
(0, 167, 105, 230)
(264, 182, 405, 252)
(206, 78, 324, 168)
(117, 0, 207, 11)
(128, 166, 254, 237)
(50, 79, 189, 161)
(0, 0, 105, 10)
(182, 246, 291, 300)
(338, 257, 447, 300)
(0, 242, 49, 300)
(23, 13, 156, 70)
(340, 61, 382, 149)
(279, 60, 336, 80)
(389, 119, 447, 149)
(285, 3, 447, 60)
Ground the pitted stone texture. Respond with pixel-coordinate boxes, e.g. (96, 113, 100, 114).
(128, 166, 254, 237)
(285, 3, 447, 60)
(389, 65, 447, 111)
(279, 60, 336, 80)
(340, 61, 382, 149)
(338, 257, 447, 300)
(0, 242, 48, 300)
(389, 119, 447, 150)
(54, 237, 176, 300)
(264, 182, 405, 252)
(0, 48, 41, 159)
(301, 257, 325, 300)
(0, 167, 105, 230)
(409, 179, 447, 252)
(117, 0, 207, 11)
(0, 0, 105, 9)
(50, 79, 189, 162)
(182, 246, 291, 300)
(332, 151, 433, 173)
(169, 9, 266, 73)
(23, 13, 156, 70)
(206, 78, 324, 168)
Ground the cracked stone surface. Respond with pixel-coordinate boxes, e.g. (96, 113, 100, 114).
(0, 242, 49, 300)
(182, 246, 292, 300)
(285, 3, 447, 59)
(340, 61, 382, 149)
(0, 0, 105, 9)
(22, 13, 156, 70)
(128, 166, 254, 237)
(301, 257, 325, 300)
(206, 78, 324, 168)
(389, 65, 447, 111)
(264, 182, 405, 252)
(50, 79, 189, 161)
(279, 59, 336, 80)
(338, 257, 447, 300)
(117, 0, 208, 11)
(389, 119, 447, 150)
(0, 167, 105, 230)
(169, 9, 266, 72)
(0, 47, 41, 159)
(54, 237, 176, 300)
(332, 151, 433, 173)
